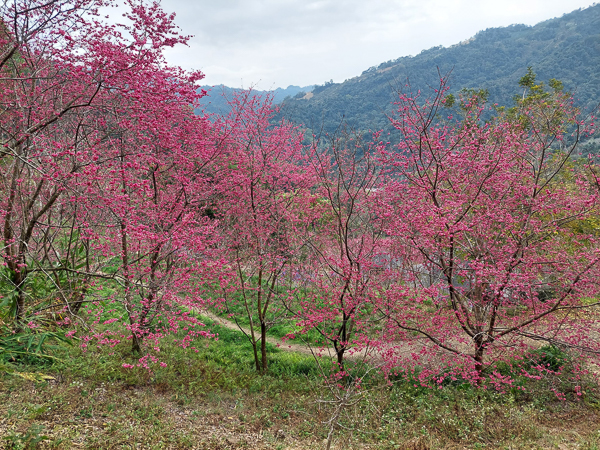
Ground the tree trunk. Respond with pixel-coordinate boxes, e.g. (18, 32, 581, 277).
(337, 348, 345, 373)
(131, 330, 142, 355)
(252, 339, 261, 372)
(69, 288, 86, 316)
(261, 321, 268, 373)
(474, 339, 485, 381)
(13, 267, 26, 332)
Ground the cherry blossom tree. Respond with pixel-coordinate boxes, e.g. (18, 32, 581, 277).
(0, 0, 221, 358)
(286, 128, 388, 373)
(378, 73, 600, 385)
(81, 91, 222, 355)
(214, 91, 313, 372)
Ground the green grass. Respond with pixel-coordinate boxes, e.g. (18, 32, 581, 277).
(2, 290, 600, 449)
(2, 311, 600, 449)
(212, 287, 362, 346)
(183, 314, 327, 379)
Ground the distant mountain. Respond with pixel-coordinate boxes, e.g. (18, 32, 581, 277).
(276, 4, 600, 139)
(198, 84, 314, 116)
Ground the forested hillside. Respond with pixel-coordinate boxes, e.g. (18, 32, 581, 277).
(277, 4, 600, 138)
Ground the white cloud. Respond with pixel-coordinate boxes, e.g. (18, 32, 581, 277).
(159, 0, 596, 88)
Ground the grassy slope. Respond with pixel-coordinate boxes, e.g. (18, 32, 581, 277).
(2, 312, 600, 449)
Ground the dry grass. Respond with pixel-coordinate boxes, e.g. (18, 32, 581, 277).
(3, 374, 600, 450)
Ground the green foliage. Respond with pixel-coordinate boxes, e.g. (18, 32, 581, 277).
(518, 66, 537, 89)
(0, 256, 88, 323)
(459, 88, 489, 107)
(3, 424, 49, 450)
(0, 320, 73, 365)
(443, 93, 455, 108)
(516, 66, 569, 103)
(526, 345, 568, 372)
(195, 315, 325, 378)
(493, 345, 569, 381)
(211, 295, 322, 343)
(0, 270, 20, 319)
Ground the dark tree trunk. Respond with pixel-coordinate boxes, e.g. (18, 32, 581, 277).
(261, 321, 268, 372)
(252, 339, 261, 372)
(13, 267, 26, 332)
(474, 338, 485, 381)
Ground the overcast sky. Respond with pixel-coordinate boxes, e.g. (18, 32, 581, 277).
(157, 0, 596, 89)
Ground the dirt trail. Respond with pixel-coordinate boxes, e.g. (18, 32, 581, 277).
(198, 310, 432, 365)
(200, 310, 336, 358)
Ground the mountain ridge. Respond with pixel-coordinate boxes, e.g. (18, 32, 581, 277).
(275, 4, 600, 139)
(198, 84, 314, 116)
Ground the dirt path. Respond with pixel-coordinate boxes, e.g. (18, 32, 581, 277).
(199, 310, 600, 378)
(199, 310, 338, 358)
(198, 310, 433, 365)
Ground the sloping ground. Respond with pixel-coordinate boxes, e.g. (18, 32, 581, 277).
(201, 310, 322, 357)
(0, 379, 323, 449)
(2, 372, 600, 449)
(2, 311, 600, 449)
